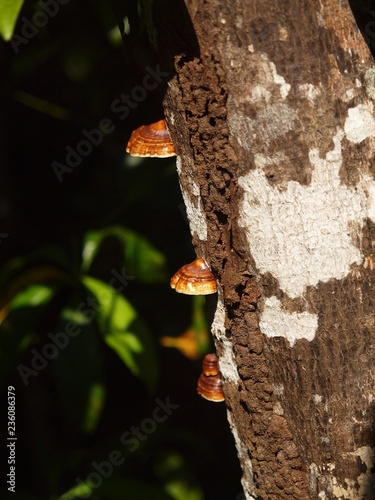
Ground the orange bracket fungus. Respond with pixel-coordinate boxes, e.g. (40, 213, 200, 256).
(197, 353, 224, 402)
(170, 258, 217, 295)
(126, 119, 176, 158)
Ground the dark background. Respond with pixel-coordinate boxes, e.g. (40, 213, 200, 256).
(0, 1, 242, 499)
(0, 0, 374, 499)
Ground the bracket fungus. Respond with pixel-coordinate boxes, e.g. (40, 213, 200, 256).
(126, 119, 176, 157)
(197, 353, 224, 402)
(170, 258, 217, 295)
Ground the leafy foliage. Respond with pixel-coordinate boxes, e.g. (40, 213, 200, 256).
(0, 0, 242, 499)
(82, 275, 159, 392)
(82, 225, 167, 281)
(0, 0, 24, 40)
(0, 224, 163, 405)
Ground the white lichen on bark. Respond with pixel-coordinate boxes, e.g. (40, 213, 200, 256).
(211, 295, 254, 496)
(176, 157, 207, 241)
(267, 56, 291, 99)
(259, 296, 318, 346)
(237, 108, 375, 345)
(344, 104, 375, 143)
(297, 83, 321, 103)
(238, 128, 375, 301)
(234, 104, 297, 151)
(314, 447, 375, 499)
(226, 413, 257, 500)
(211, 294, 240, 384)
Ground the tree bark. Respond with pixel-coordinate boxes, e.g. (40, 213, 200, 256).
(154, 0, 375, 498)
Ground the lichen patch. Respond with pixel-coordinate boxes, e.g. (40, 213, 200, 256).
(267, 58, 291, 99)
(365, 67, 375, 100)
(312, 394, 323, 405)
(176, 157, 207, 241)
(227, 412, 256, 499)
(259, 296, 318, 346)
(212, 296, 240, 384)
(344, 104, 375, 144)
(308, 448, 375, 498)
(232, 104, 297, 151)
(238, 129, 371, 299)
(297, 83, 321, 104)
(366, 183, 375, 223)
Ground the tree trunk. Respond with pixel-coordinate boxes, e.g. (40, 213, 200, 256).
(154, 0, 375, 498)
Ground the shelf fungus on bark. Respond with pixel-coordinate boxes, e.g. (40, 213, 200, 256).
(197, 353, 224, 402)
(126, 119, 176, 157)
(170, 258, 217, 295)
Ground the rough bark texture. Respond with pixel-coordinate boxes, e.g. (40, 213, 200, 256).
(153, 1, 375, 498)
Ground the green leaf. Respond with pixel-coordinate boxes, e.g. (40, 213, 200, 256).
(81, 230, 104, 273)
(53, 305, 106, 434)
(82, 276, 159, 391)
(9, 283, 55, 310)
(59, 477, 173, 500)
(81, 276, 137, 332)
(0, 248, 72, 308)
(0, 283, 56, 390)
(0, 0, 25, 41)
(59, 304, 94, 327)
(81, 225, 166, 282)
(59, 480, 93, 500)
(98, 477, 173, 500)
(191, 295, 211, 355)
(165, 480, 203, 500)
(154, 451, 203, 500)
(104, 329, 144, 377)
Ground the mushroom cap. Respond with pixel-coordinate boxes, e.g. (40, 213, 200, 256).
(170, 258, 217, 295)
(197, 373, 224, 402)
(126, 119, 176, 158)
(202, 353, 219, 376)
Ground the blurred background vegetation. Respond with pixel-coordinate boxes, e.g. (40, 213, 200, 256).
(0, 1, 243, 499)
(0, 1, 374, 499)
